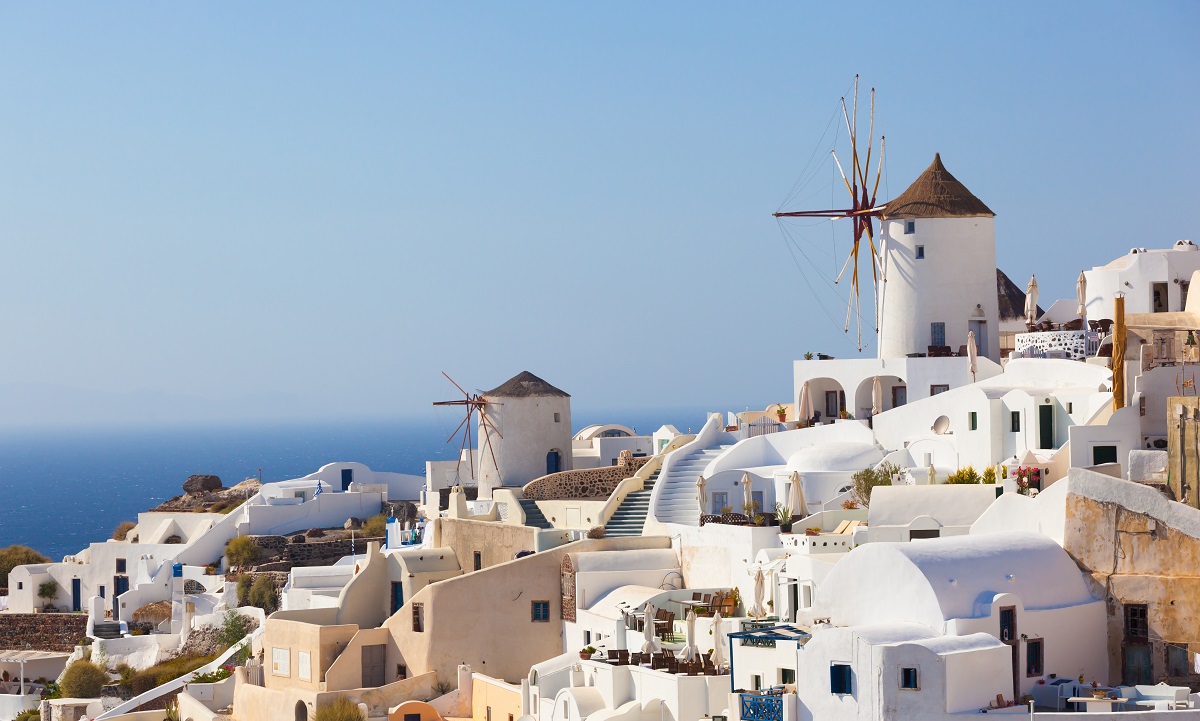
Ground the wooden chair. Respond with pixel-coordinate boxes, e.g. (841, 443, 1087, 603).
(957, 344, 968, 357)
(1063, 318, 1084, 331)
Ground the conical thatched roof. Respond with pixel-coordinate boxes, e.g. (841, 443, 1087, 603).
(882, 153, 994, 219)
(485, 371, 570, 398)
(997, 269, 1043, 321)
(132, 600, 171, 624)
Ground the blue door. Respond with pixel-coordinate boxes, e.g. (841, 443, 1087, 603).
(341, 468, 354, 491)
(113, 576, 130, 618)
(391, 582, 404, 615)
(546, 451, 561, 475)
(71, 578, 81, 612)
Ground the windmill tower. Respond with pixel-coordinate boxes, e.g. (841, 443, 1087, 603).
(877, 154, 1000, 361)
(475, 371, 572, 499)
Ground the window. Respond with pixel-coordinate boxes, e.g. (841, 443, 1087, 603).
(781, 669, 796, 685)
(712, 491, 728, 515)
(271, 647, 290, 676)
(1093, 445, 1118, 465)
(99, 586, 105, 598)
(900, 667, 919, 690)
(553, 412, 561, 423)
(584, 631, 591, 646)
(751, 674, 764, 691)
(1067, 402, 1074, 414)
(905, 220, 915, 234)
(396, 663, 408, 680)
(473, 551, 482, 571)
(830, 664, 852, 695)
(1168, 645, 1189, 676)
(412, 603, 425, 632)
(116, 559, 126, 574)
(909, 529, 940, 540)
(1011, 411, 1021, 432)
(405, 715, 421, 721)
(298, 650, 312, 681)
(969, 411, 978, 430)
(1124, 604, 1148, 638)
(930, 322, 946, 346)
(531, 600, 551, 622)
(999, 607, 1017, 642)
(1026, 639, 1044, 676)
(16, 582, 22, 590)
(930, 384, 949, 396)
(915, 244, 925, 259)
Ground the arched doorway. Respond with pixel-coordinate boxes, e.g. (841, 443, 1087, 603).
(295, 701, 307, 721)
(853, 375, 906, 418)
(546, 449, 562, 475)
(805, 378, 846, 422)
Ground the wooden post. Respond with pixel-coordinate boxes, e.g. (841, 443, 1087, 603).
(1113, 295, 1126, 411)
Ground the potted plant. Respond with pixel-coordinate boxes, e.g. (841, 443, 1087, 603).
(1090, 682, 1106, 699)
(805, 527, 821, 537)
(776, 406, 787, 422)
(579, 646, 596, 660)
(752, 514, 767, 527)
(775, 504, 793, 533)
(803, 352, 814, 360)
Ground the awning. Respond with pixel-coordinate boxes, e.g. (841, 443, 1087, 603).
(0, 650, 69, 663)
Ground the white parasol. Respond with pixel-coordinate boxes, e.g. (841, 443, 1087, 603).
(741, 472, 755, 516)
(928, 462, 937, 485)
(788, 471, 808, 519)
(967, 330, 978, 382)
(1076, 270, 1087, 317)
(696, 475, 708, 516)
(871, 376, 883, 416)
(798, 381, 813, 424)
(1025, 274, 1039, 325)
(641, 601, 662, 654)
(676, 609, 700, 661)
(747, 569, 767, 619)
(711, 612, 727, 669)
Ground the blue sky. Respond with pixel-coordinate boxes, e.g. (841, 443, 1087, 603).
(0, 2, 1196, 427)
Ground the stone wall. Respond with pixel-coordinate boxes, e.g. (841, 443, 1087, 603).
(522, 452, 650, 500)
(0, 613, 89, 652)
(247, 535, 384, 569)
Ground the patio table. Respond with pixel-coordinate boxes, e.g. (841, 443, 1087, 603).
(1068, 696, 1128, 713)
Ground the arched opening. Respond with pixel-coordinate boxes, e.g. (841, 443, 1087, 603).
(295, 701, 307, 721)
(853, 375, 906, 418)
(805, 378, 846, 423)
(546, 450, 562, 475)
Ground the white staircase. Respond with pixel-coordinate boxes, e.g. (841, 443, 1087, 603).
(652, 443, 733, 525)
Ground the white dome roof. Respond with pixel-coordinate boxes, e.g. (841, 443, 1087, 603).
(787, 442, 882, 473)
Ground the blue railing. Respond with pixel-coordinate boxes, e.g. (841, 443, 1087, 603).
(739, 620, 778, 648)
(740, 694, 782, 721)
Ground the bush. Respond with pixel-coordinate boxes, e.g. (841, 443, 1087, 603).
(246, 575, 278, 613)
(946, 466, 982, 484)
(61, 660, 108, 698)
(314, 696, 365, 721)
(112, 521, 136, 541)
(14, 709, 41, 721)
(128, 653, 215, 695)
(225, 536, 260, 569)
(363, 514, 387, 537)
(850, 462, 900, 508)
(219, 609, 248, 648)
(236, 575, 252, 605)
(0, 545, 50, 588)
(982, 466, 997, 484)
(586, 526, 605, 539)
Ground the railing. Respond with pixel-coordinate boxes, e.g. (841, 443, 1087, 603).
(739, 620, 777, 648)
(740, 694, 783, 721)
(746, 417, 785, 438)
(1014, 330, 1100, 361)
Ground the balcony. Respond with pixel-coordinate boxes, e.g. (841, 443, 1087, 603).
(739, 694, 783, 721)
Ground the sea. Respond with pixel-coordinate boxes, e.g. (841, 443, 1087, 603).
(0, 409, 709, 561)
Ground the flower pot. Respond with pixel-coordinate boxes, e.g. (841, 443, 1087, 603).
(579, 653, 592, 660)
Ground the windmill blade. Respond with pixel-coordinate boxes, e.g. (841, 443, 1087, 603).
(444, 412, 472, 444)
(433, 399, 471, 407)
(830, 150, 854, 200)
(871, 136, 886, 204)
(441, 371, 471, 399)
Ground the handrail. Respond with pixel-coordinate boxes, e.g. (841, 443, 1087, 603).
(593, 439, 692, 529)
(648, 416, 725, 524)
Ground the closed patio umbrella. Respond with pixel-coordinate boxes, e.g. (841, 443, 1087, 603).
(797, 381, 813, 425)
(788, 471, 808, 519)
(1025, 274, 1039, 326)
(747, 569, 767, 619)
(967, 330, 978, 382)
(696, 476, 708, 516)
(741, 472, 754, 516)
(1076, 270, 1088, 317)
(871, 376, 883, 416)
(613, 614, 628, 650)
(676, 609, 699, 661)
(711, 612, 728, 670)
(641, 602, 661, 654)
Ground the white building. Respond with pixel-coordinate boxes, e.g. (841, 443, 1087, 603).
(1084, 240, 1200, 319)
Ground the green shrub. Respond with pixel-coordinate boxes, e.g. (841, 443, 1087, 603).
(218, 499, 245, 514)
(314, 696, 365, 721)
(61, 660, 108, 698)
(946, 466, 982, 484)
(38, 580, 59, 601)
(982, 466, 997, 484)
(40, 680, 61, 700)
(128, 653, 215, 695)
(363, 514, 387, 537)
(851, 461, 901, 508)
(0, 545, 50, 588)
(236, 575, 252, 605)
(246, 575, 277, 613)
(190, 667, 232, 684)
(225, 536, 260, 569)
(14, 709, 41, 721)
(112, 522, 136, 541)
(219, 609, 248, 648)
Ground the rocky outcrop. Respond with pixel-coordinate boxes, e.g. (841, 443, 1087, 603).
(183, 474, 223, 494)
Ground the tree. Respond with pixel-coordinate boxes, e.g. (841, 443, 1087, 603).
(0, 545, 50, 588)
(219, 609, 248, 648)
(851, 462, 901, 508)
(38, 580, 59, 603)
(61, 660, 108, 699)
(225, 536, 260, 569)
(112, 522, 136, 541)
